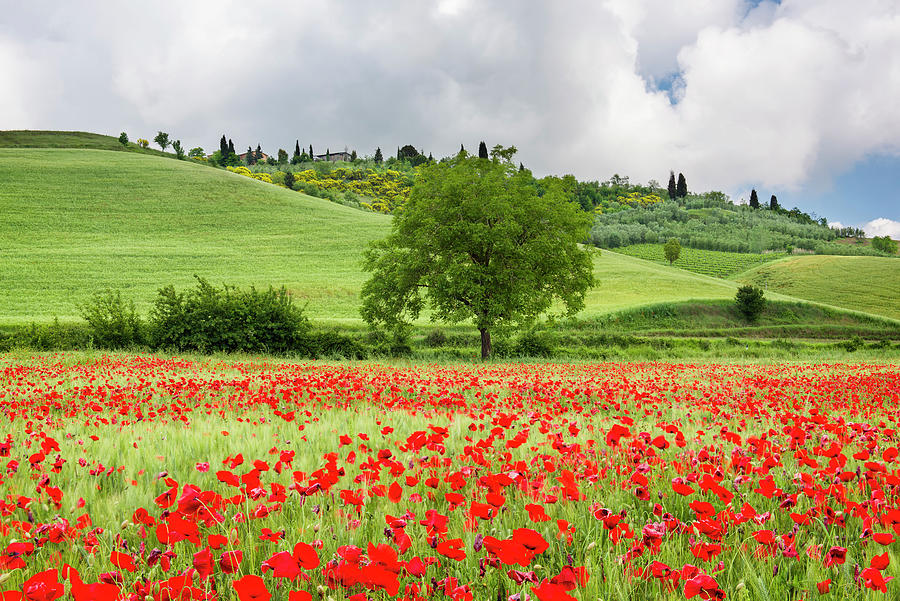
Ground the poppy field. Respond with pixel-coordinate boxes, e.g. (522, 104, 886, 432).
(1, 355, 899, 601)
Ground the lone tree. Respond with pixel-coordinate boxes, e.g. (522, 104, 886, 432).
(374, 147, 383, 164)
(361, 146, 594, 359)
(118, 132, 129, 146)
(292, 140, 302, 164)
(172, 140, 185, 160)
(478, 141, 489, 159)
(770, 194, 779, 210)
(676, 173, 687, 199)
(664, 238, 681, 265)
(154, 131, 170, 152)
(283, 171, 295, 190)
(749, 189, 759, 208)
(735, 285, 765, 322)
(667, 171, 677, 200)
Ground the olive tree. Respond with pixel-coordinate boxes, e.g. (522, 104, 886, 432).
(360, 146, 595, 359)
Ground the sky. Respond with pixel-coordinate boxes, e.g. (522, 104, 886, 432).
(1, 0, 898, 236)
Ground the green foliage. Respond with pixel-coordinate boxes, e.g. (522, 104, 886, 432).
(147, 277, 310, 354)
(283, 170, 295, 190)
(872, 235, 898, 254)
(615, 244, 785, 278)
(118, 132, 128, 146)
(277, 149, 288, 164)
(153, 131, 170, 152)
(79, 290, 144, 348)
(424, 328, 448, 347)
(374, 147, 383, 164)
(735, 285, 766, 322)
(663, 238, 681, 265)
(667, 171, 677, 200)
(361, 147, 594, 359)
(512, 329, 556, 358)
(172, 140, 185, 160)
(676, 172, 687, 198)
(188, 147, 205, 158)
(749, 189, 759, 209)
(590, 196, 848, 253)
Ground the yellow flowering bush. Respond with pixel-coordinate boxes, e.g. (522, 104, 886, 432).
(615, 191, 663, 208)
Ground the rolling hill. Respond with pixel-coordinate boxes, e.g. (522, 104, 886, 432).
(735, 255, 900, 320)
(1, 132, 896, 341)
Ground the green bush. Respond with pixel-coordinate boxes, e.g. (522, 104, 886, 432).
(513, 329, 556, 358)
(80, 290, 144, 348)
(424, 329, 448, 347)
(307, 331, 368, 359)
(735, 285, 766, 323)
(148, 277, 309, 353)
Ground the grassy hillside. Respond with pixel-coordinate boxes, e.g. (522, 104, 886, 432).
(613, 244, 786, 278)
(735, 255, 900, 320)
(0, 130, 177, 158)
(1, 141, 893, 346)
(0, 148, 391, 323)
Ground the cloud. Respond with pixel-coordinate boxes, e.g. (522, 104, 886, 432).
(1, 0, 899, 217)
(863, 218, 900, 239)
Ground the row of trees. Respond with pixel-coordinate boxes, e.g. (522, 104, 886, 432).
(748, 189, 779, 210)
(666, 172, 688, 200)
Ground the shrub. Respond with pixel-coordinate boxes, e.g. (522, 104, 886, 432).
(735, 285, 766, 322)
(872, 236, 898, 254)
(307, 331, 368, 359)
(118, 132, 128, 146)
(424, 329, 448, 347)
(663, 238, 681, 265)
(513, 329, 556, 358)
(147, 277, 309, 354)
(80, 290, 144, 348)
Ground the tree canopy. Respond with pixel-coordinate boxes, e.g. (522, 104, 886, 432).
(360, 146, 595, 359)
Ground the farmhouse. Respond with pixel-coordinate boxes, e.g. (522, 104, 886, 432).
(315, 150, 353, 162)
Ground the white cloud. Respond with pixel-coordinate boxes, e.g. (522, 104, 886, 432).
(863, 218, 900, 239)
(1, 0, 899, 220)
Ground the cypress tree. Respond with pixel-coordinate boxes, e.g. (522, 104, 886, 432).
(749, 189, 759, 208)
(220, 135, 228, 157)
(519, 162, 525, 172)
(255, 144, 262, 162)
(309, 144, 314, 160)
(246, 146, 254, 165)
(460, 143, 465, 154)
(374, 147, 383, 164)
(769, 194, 778, 210)
(326, 148, 330, 161)
(478, 141, 488, 159)
(667, 171, 677, 200)
(295, 140, 301, 157)
(228, 139, 235, 156)
(676, 173, 687, 199)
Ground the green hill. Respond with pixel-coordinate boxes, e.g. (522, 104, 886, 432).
(0, 130, 177, 158)
(0, 135, 894, 345)
(0, 148, 390, 323)
(734, 255, 900, 320)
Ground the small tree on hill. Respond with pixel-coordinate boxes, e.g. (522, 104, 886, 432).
(735, 285, 765, 322)
(277, 149, 288, 164)
(118, 132, 129, 146)
(309, 144, 314, 159)
(255, 144, 263, 163)
(664, 238, 681, 265)
(478, 141, 489, 159)
(227, 139, 235, 156)
(667, 171, 677, 200)
(292, 140, 302, 164)
(770, 194, 778, 210)
(154, 131, 170, 152)
(676, 173, 687, 199)
(283, 171, 295, 190)
(137, 138, 149, 149)
(350, 150, 357, 161)
(172, 140, 185, 160)
(749, 189, 759, 208)
(188, 147, 205, 158)
(872, 236, 898, 254)
(374, 147, 383, 164)
(245, 146, 255, 165)
(220, 135, 228, 157)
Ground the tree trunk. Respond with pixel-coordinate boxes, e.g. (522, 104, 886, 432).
(480, 328, 492, 360)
